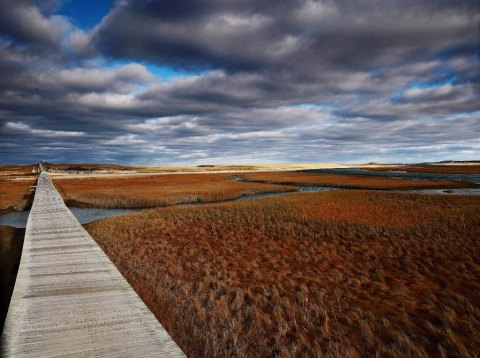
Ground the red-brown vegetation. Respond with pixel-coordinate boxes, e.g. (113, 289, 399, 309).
(54, 173, 296, 208)
(0, 178, 36, 214)
(86, 191, 480, 357)
(43, 162, 140, 172)
(242, 171, 476, 189)
(0, 164, 37, 176)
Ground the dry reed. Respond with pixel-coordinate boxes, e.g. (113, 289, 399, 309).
(54, 173, 295, 209)
(242, 171, 476, 189)
(86, 191, 480, 357)
(0, 178, 36, 214)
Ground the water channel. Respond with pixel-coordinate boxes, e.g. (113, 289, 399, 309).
(1, 182, 479, 229)
(300, 168, 480, 185)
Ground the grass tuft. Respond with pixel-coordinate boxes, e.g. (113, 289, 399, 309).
(86, 191, 480, 357)
(54, 173, 296, 209)
(242, 171, 478, 189)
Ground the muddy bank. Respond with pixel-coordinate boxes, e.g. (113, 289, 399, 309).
(0, 192, 35, 215)
(0, 226, 25, 334)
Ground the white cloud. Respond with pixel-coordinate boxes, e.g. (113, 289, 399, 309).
(403, 84, 454, 100)
(76, 92, 139, 109)
(102, 134, 147, 145)
(4, 122, 85, 137)
(55, 64, 152, 91)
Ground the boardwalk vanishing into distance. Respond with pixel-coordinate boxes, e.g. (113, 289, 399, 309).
(1, 171, 185, 357)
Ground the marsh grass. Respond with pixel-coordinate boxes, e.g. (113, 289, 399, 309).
(54, 173, 296, 209)
(0, 164, 36, 176)
(86, 191, 480, 357)
(0, 178, 36, 214)
(242, 171, 477, 189)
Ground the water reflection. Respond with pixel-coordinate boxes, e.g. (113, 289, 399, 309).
(0, 207, 140, 228)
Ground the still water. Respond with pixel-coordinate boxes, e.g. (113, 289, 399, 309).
(0, 208, 140, 229)
(300, 168, 480, 184)
(2, 184, 478, 229)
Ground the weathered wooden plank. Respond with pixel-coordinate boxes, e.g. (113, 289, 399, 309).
(1, 172, 185, 357)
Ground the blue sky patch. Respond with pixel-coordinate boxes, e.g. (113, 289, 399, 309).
(295, 103, 329, 110)
(408, 75, 458, 89)
(57, 0, 113, 29)
(106, 59, 205, 82)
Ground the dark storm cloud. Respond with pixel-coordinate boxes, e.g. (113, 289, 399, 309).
(0, 0, 479, 164)
(92, 0, 479, 121)
(0, 0, 60, 46)
(94, 0, 478, 72)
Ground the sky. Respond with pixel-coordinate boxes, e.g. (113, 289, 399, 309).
(0, 0, 479, 165)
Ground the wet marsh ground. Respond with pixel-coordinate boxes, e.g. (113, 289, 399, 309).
(86, 190, 480, 357)
(0, 226, 25, 333)
(3, 166, 480, 355)
(241, 171, 479, 190)
(0, 166, 35, 333)
(0, 169, 37, 215)
(53, 173, 296, 209)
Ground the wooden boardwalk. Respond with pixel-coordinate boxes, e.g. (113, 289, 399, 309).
(1, 172, 185, 357)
